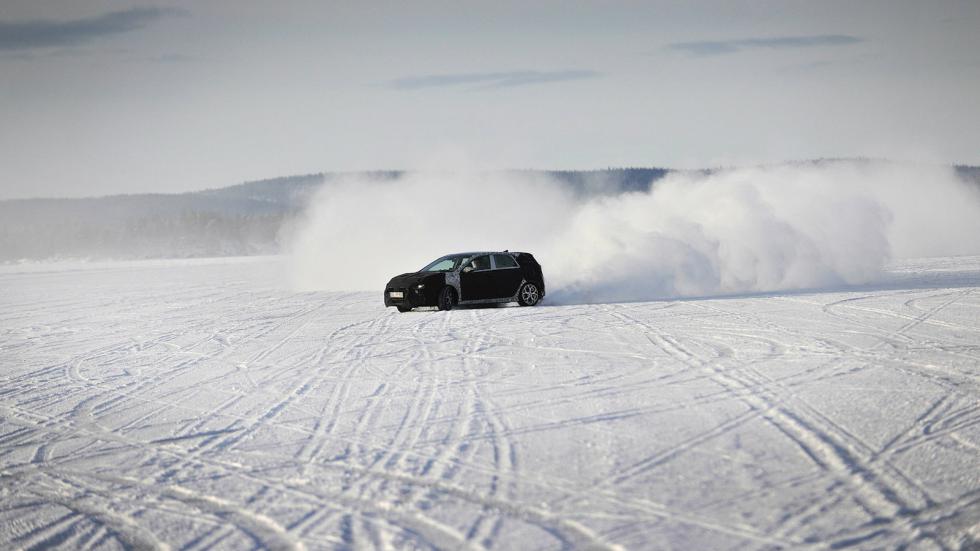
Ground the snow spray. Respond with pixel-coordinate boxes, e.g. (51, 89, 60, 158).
(286, 161, 980, 304)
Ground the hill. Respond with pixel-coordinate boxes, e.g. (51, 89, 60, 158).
(1, 163, 975, 262)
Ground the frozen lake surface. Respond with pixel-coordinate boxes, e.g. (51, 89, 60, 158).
(2, 256, 979, 550)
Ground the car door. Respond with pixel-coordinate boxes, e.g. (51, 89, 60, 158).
(459, 255, 494, 301)
(491, 254, 523, 298)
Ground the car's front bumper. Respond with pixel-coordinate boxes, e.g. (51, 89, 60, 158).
(383, 285, 437, 309)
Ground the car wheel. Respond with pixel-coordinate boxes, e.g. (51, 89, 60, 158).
(396, 306, 411, 313)
(518, 282, 540, 306)
(438, 286, 458, 311)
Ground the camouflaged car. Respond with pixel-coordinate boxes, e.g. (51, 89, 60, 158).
(384, 252, 545, 312)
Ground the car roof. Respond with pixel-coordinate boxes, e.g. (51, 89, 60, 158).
(446, 251, 523, 257)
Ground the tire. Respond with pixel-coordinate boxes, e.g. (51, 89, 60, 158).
(437, 286, 458, 311)
(396, 306, 411, 313)
(518, 282, 540, 306)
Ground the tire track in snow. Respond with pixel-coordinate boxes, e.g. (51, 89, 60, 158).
(878, 396, 980, 458)
(304, 308, 620, 549)
(162, 303, 382, 546)
(409, 307, 793, 548)
(5, 260, 980, 549)
(1, 401, 469, 550)
(602, 307, 930, 545)
(12, 471, 170, 551)
(5, 294, 354, 549)
(298, 311, 441, 546)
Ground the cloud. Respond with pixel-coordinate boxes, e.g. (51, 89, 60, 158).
(667, 34, 862, 56)
(0, 7, 186, 51)
(387, 70, 600, 90)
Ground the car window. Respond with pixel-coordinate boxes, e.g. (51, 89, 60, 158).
(424, 258, 456, 272)
(468, 255, 491, 272)
(492, 254, 518, 269)
(421, 254, 469, 272)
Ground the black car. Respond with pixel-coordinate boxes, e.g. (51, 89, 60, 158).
(384, 251, 545, 312)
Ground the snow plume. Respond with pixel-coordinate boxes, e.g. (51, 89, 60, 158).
(285, 171, 573, 291)
(286, 161, 980, 303)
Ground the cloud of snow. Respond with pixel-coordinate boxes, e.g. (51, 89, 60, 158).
(286, 161, 980, 304)
(284, 170, 573, 292)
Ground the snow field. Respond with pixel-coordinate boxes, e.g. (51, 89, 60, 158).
(1, 256, 979, 549)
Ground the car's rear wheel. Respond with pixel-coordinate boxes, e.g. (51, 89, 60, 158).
(438, 286, 458, 311)
(518, 282, 540, 306)
(396, 306, 411, 313)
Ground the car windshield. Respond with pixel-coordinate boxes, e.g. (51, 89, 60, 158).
(420, 254, 471, 272)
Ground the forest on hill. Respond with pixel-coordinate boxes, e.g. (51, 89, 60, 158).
(1, 164, 975, 262)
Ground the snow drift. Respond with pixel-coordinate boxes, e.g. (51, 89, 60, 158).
(286, 161, 980, 303)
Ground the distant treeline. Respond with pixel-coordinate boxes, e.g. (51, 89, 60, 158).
(1, 164, 977, 262)
(0, 210, 290, 261)
(0, 173, 324, 262)
(0, 169, 673, 262)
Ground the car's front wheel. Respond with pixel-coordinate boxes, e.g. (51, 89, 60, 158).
(396, 306, 411, 313)
(518, 282, 540, 306)
(438, 286, 458, 311)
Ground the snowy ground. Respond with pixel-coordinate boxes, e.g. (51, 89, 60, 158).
(1, 256, 979, 550)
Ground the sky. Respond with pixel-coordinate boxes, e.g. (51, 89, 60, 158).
(1, 1, 978, 199)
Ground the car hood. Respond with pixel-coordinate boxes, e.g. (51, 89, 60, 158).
(386, 272, 444, 288)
